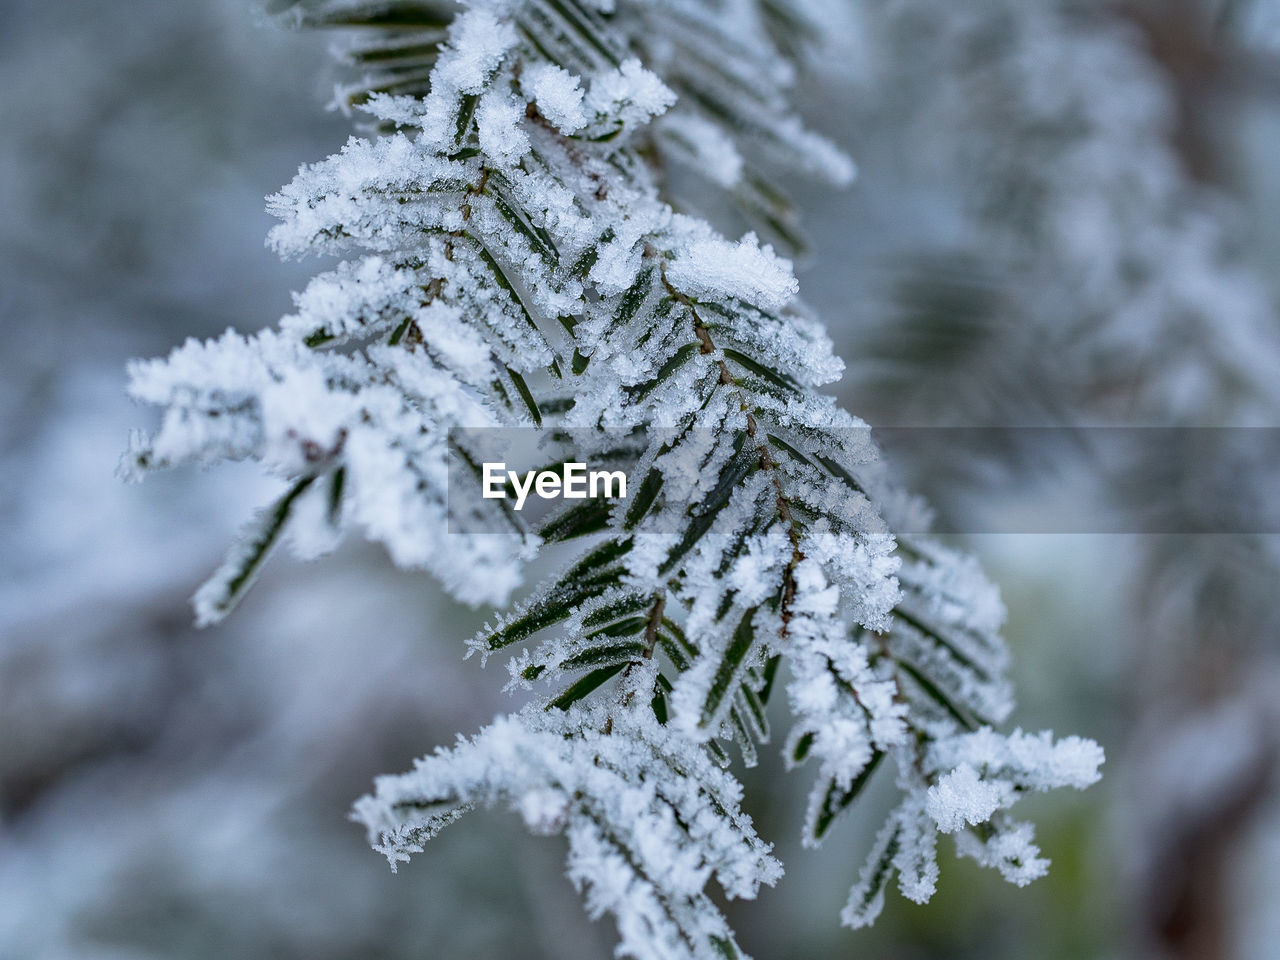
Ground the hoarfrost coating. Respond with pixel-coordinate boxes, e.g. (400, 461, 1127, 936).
(125, 1, 1103, 957)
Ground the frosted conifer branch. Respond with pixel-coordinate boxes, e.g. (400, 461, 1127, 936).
(125, 1, 1103, 956)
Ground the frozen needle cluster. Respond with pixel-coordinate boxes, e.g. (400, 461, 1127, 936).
(124, 1, 1101, 956)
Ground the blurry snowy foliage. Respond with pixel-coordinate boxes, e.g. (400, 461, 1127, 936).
(846, 0, 1280, 425)
(124, 1, 1102, 956)
(841, 0, 1280, 659)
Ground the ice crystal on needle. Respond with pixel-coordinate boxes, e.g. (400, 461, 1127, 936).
(125, 1, 1102, 956)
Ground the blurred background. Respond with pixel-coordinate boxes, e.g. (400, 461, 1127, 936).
(2, 1, 1279, 958)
